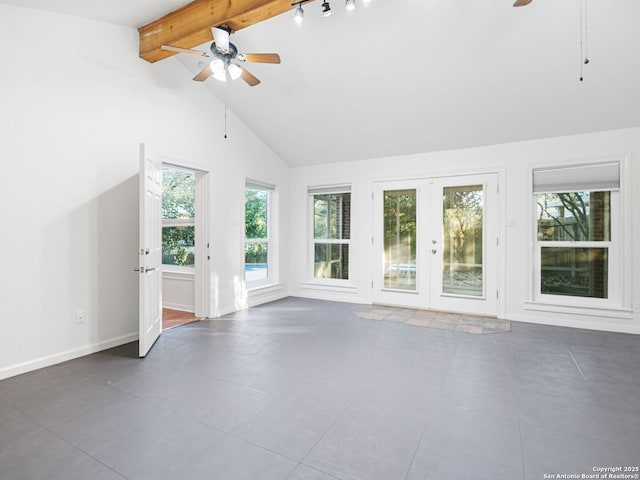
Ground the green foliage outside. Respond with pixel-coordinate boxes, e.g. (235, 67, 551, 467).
(384, 190, 417, 261)
(163, 169, 195, 219)
(162, 226, 195, 266)
(162, 168, 195, 266)
(443, 186, 483, 266)
(245, 188, 268, 264)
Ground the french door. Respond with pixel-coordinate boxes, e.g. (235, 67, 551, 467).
(373, 174, 499, 316)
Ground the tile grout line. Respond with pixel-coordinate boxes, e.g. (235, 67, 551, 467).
(567, 349, 589, 383)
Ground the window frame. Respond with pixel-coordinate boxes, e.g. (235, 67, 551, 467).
(244, 180, 276, 287)
(309, 185, 352, 283)
(530, 161, 626, 310)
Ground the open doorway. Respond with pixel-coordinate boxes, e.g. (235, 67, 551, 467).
(161, 164, 207, 330)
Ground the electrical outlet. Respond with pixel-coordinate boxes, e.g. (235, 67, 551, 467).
(75, 310, 86, 324)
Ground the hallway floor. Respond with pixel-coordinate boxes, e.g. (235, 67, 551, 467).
(1, 297, 638, 479)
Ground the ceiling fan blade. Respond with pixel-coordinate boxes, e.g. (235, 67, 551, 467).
(212, 27, 230, 53)
(240, 67, 261, 87)
(161, 45, 209, 57)
(239, 53, 281, 64)
(193, 66, 212, 82)
(513, 0, 533, 6)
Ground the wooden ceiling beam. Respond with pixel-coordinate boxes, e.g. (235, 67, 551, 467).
(139, 0, 313, 63)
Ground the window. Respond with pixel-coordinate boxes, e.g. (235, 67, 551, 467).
(310, 186, 351, 280)
(533, 162, 620, 302)
(245, 181, 274, 283)
(162, 167, 195, 267)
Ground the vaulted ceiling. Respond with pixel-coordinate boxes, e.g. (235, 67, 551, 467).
(3, 0, 640, 166)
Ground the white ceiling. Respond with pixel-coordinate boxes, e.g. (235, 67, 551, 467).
(3, 0, 640, 166)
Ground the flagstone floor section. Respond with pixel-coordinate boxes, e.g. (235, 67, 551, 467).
(352, 305, 511, 334)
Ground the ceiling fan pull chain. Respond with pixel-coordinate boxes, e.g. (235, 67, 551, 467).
(579, 0, 590, 82)
(224, 93, 228, 139)
(583, 0, 590, 65)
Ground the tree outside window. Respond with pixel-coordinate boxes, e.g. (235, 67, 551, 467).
(162, 167, 195, 267)
(536, 191, 610, 298)
(245, 186, 271, 282)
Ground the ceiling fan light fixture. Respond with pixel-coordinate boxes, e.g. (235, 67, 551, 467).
(346, 0, 355, 11)
(228, 63, 242, 80)
(294, 3, 304, 22)
(212, 70, 227, 82)
(321, 1, 332, 17)
(209, 59, 227, 82)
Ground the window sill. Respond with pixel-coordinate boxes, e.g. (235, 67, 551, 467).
(524, 300, 633, 319)
(247, 282, 284, 296)
(301, 281, 357, 294)
(161, 267, 195, 278)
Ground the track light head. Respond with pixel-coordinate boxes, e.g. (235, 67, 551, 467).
(294, 3, 304, 22)
(346, 0, 355, 11)
(321, 1, 332, 17)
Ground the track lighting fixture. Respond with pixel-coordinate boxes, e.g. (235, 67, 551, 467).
(346, 0, 355, 11)
(321, 1, 332, 17)
(293, 3, 304, 22)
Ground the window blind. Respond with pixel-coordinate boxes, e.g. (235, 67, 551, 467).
(307, 184, 351, 195)
(246, 179, 275, 191)
(532, 162, 620, 194)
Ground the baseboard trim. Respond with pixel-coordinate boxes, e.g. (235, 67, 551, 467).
(508, 313, 640, 335)
(163, 302, 195, 313)
(0, 332, 139, 381)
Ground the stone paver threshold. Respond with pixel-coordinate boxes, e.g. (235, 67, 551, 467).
(352, 305, 511, 334)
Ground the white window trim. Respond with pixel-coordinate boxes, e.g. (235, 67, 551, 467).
(308, 186, 352, 284)
(244, 180, 278, 288)
(527, 157, 631, 315)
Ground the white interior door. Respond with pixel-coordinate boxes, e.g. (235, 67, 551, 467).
(373, 174, 499, 316)
(138, 144, 163, 357)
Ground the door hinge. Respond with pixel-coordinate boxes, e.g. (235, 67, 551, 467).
(371, 281, 374, 288)
(497, 290, 499, 299)
(371, 192, 374, 200)
(496, 237, 499, 246)
(372, 236, 374, 245)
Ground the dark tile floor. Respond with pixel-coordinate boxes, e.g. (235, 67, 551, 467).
(0, 297, 638, 480)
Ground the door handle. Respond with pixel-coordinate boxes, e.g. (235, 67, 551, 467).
(134, 267, 157, 273)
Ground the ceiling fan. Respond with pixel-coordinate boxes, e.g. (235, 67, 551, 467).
(161, 27, 281, 87)
(513, 0, 533, 6)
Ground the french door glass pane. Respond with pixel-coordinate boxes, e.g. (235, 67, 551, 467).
(537, 192, 610, 241)
(314, 243, 349, 279)
(245, 242, 268, 281)
(383, 189, 417, 290)
(442, 185, 483, 296)
(541, 247, 608, 298)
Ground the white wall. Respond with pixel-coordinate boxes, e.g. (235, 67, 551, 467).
(162, 271, 195, 312)
(0, 4, 289, 379)
(289, 128, 640, 334)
